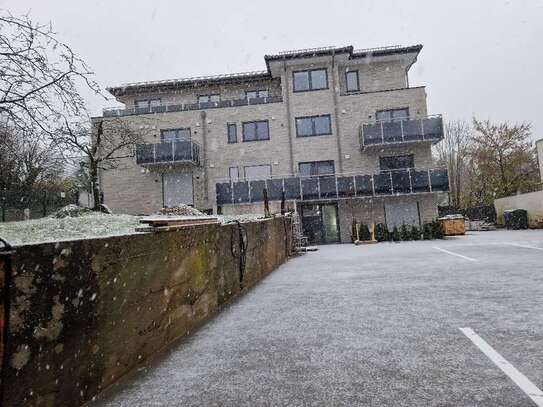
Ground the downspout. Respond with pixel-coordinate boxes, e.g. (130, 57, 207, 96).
(200, 111, 209, 203)
(283, 58, 295, 174)
(331, 52, 344, 173)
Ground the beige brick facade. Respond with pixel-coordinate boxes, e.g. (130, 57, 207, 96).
(98, 45, 445, 242)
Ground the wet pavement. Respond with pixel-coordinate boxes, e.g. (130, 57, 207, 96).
(93, 230, 543, 406)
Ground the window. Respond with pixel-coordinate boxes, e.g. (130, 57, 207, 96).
(246, 89, 269, 100)
(345, 70, 360, 92)
(379, 155, 415, 171)
(376, 108, 409, 122)
(244, 164, 271, 180)
(160, 128, 191, 141)
(198, 94, 220, 103)
(135, 99, 161, 109)
(229, 167, 239, 181)
(227, 123, 237, 144)
(295, 115, 332, 137)
(299, 161, 335, 177)
(242, 120, 269, 142)
(293, 69, 328, 92)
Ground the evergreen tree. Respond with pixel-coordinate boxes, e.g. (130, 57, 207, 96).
(400, 224, 411, 241)
(392, 226, 400, 242)
(360, 223, 371, 240)
(423, 223, 433, 240)
(411, 225, 421, 240)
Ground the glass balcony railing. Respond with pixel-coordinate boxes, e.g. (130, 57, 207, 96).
(103, 95, 283, 117)
(361, 115, 444, 148)
(135, 140, 201, 166)
(216, 168, 449, 205)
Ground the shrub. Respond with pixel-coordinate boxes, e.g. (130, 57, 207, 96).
(411, 225, 421, 240)
(360, 223, 371, 240)
(432, 219, 444, 239)
(375, 223, 386, 242)
(423, 223, 433, 240)
(400, 224, 412, 241)
(391, 226, 400, 242)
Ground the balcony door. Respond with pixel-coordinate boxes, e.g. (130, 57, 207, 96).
(163, 171, 193, 207)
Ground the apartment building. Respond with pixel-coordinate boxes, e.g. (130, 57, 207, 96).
(98, 44, 449, 244)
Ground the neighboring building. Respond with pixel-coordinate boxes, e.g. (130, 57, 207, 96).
(97, 44, 449, 243)
(537, 138, 543, 183)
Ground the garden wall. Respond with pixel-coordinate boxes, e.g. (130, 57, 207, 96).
(494, 190, 543, 228)
(0, 217, 291, 407)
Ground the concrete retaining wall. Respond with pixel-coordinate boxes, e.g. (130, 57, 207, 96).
(0, 217, 291, 407)
(494, 190, 543, 228)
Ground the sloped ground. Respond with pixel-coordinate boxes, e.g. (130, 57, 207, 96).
(93, 230, 543, 407)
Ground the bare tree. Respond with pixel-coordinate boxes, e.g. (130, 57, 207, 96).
(434, 120, 473, 207)
(0, 11, 101, 135)
(470, 119, 539, 203)
(57, 117, 149, 210)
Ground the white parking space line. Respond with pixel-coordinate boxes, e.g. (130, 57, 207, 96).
(460, 328, 543, 406)
(505, 243, 543, 251)
(432, 246, 477, 262)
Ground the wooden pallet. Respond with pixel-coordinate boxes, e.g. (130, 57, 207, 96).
(136, 216, 219, 232)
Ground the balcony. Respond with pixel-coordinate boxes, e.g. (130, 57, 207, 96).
(360, 115, 444, 150)
(103, 95, 283, 118)
(216, 168, 449, 205)
(135, 140, 201, 167)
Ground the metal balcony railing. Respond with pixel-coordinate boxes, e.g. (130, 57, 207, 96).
(216, 168, 449, 205)
(103, 95, 283, 118)
(360, 115, 444, 149)
(135, 140, 201, 166)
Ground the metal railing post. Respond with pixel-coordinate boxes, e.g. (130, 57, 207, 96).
(400, 120, 404, 141)
(171, 140, 175, 162)
(152, 143, 156, 163)
(408, 169, 413, 193)
(421, 118, 425, 140)
(380, 122, 385, 144)
(371, 175, 376, 196)
(428, 169, 433, 192)
(389, 171, 394, 195)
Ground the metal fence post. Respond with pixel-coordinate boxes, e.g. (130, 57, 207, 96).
(42, 190, 47, 217)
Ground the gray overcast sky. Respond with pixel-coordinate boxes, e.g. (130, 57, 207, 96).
(2, 0, 542, 140)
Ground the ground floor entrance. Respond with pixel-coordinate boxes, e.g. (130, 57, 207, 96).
(300, 202, 340, 244)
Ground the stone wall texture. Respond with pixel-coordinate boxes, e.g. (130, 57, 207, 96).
(0, 217, 291, 407)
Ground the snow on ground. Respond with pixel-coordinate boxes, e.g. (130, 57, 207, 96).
(0, 213, 142, 246)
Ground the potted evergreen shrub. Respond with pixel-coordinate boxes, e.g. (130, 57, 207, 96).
(411, 225, 421, 240)
(392, 226, 400, 242)
(400, 224, 411, 241)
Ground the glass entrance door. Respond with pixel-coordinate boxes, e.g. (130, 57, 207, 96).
(321, 204, 339, 243)
(301, 203, 340, 244)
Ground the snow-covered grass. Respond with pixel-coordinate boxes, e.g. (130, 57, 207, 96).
(0, 211, 274, 246)
(0, 213, 142, 246)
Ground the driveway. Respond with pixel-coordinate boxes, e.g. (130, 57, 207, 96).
(94, 230, 543, 406)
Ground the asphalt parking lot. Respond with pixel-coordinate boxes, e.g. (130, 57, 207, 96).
(95, 230, 543, 407)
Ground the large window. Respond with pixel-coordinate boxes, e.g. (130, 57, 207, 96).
(246, 89, 269, 100)
(244, 164, 272, 180)
(379, 155, 415, 171)
(376, 108, 409, 122)
(135, 99, 161, 109)
(161, 128, 191, 141)
(293, 69, 328, 92)
(345, 70, 360, 92)
(299, 160, 335, 177)
(227, 123, 237, 144)
(295, 115, 332, 137)
(242, 120, 269, 142)
(198, 94, 220, 103)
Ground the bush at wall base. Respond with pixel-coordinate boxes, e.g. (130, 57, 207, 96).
(423, 223, 433, 240)
(400, 224, 412, 241)
(392, 226, 401, 242)
(411, 225, 421, 240)
(360, 223, 371, 240)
